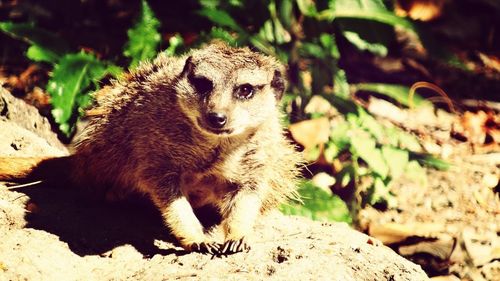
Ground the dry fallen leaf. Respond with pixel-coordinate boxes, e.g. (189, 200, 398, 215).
(311, 172, 335, 195)
(6, 64, 40, 91)
(399, 234, 455, 260)
(369, 222, 445, 244)
(395, 0, 446, 21)
(24, 86, 51, 109)
(478, 53, 500, 73)
(289, 117, 330, 155)
(462, 228, 500, 267)
(304, 95, 335, 116)
(367, 97, 407, 124)
(460, 110, 500, 145)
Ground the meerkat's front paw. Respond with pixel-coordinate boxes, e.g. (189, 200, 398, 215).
(219, 238, 250, 254)
(189, 241, 221, 254)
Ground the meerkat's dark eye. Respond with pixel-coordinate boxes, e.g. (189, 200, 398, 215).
(235, 84, 254, 100)
(190, 76, 213, 96)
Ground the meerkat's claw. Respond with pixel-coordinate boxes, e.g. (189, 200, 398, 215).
(190, 242, 220, 254)
(220, 238, 250, 254)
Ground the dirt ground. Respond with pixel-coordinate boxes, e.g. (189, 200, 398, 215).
(358, 98, 500, 281)
(360, 160, 499, 280)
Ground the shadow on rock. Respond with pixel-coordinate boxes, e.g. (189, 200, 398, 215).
(16, 182, 188, 257)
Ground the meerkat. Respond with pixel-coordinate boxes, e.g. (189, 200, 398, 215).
(0, 42, 302, 255)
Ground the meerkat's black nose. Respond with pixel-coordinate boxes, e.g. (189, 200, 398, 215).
(207, 112, 227, 129)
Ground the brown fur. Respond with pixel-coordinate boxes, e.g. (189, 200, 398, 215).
(0, 43, 302, 254)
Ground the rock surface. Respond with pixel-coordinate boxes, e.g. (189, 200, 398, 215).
(0, 88, 67, 157)
(0, 88, 428, 280)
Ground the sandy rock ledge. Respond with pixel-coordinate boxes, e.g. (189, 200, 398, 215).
(0, 88, 428, 280)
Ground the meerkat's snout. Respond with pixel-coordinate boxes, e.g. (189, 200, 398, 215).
(206, 112, 227, 129)
(197, 110, 233, 135)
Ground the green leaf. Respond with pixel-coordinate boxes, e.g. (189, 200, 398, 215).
(368, 176, 385, 205)
(319, 33, 340, 59)
(198, 8, 244, 33)
(272, 19, 291, 44)
(123, 0, 161, 68)
(396, 130, 422, 152)
(350, 136, 389, 179)
(411, 153, 451, 171)
(75, 91, 93, 115)
(104, 64, 124, 79)
(342, 30, 388, 57)
(318, 3, 415, 31)
(311, 63, 331, 95)
(299, 42, 326, 59)
(208, 27, 237, 46)
(305, 144, 322, 162)
(356, 107, 384, 142)
(333, 68, 350, 98)
(381, 146, 409, 179)
(260, 20, 275, 43)
(280, 180, 352, 223)
(367, 176, 396, 207)
(321, 0, 464, 69)
(329, 120, 350, 148)
(405, 160, 427, 187)
(26, 45, 60, 63)
(300, 34, 348, 98)
(324, 142, 340, 162)
(296, 0, 318, 17)
(199, 0, 219, 9)
(322, 94, 358, 114)
(0, 21, 70, 59)
(341, 171, 352, 188)
(337, 165, 355, 188)
(278, 0, 294, 29)
(317, 33, 350, 98)
(353, 83, 430, 107)
(266, 1, 291, 44)
(248, 35, 276, 56)
(164, 34, 184, 56)
(48, 52, 107, 136)
(325, 122, 351, 153)
(229, 0, 243, 7)
(334, 0, 388, 11)
(332, 1, 393, 56)
(275, 47, 290, 64)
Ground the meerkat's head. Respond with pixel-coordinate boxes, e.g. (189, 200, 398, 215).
(174, 43, 286, 137)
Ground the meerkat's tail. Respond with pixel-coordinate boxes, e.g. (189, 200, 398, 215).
(0, 156, 71, 183)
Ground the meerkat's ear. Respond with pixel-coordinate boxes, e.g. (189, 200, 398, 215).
(271, 69, 286, 101)
(181, 56, 195, 77)
(180, 56, 213, 96)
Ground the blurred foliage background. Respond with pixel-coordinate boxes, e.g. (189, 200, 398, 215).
(0, 0, 499, 224)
